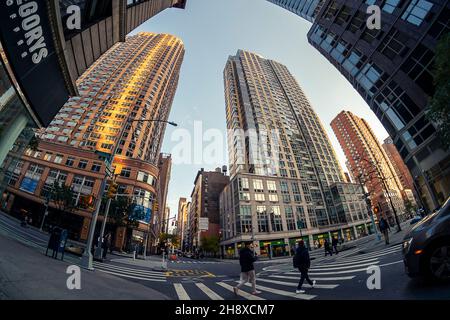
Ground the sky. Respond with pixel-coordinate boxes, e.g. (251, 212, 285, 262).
(132, 0, 390, 222)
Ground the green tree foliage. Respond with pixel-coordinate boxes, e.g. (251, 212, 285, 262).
(427, 32, 450, 149)
(159, 233, 179, 248)
(200, 235, 220, 255)
(48, 181, 76, 224)
(103, 194, 139, 229)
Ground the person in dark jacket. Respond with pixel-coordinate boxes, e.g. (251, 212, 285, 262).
(293, 240, 316, 294)
(332, 237, 339, 255)
(234, 242, 261, 295)
(324, 239, 333, 256)
(379, 217, 390, 245)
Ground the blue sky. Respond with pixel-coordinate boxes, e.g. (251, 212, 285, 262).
(132, 0, 389, 221)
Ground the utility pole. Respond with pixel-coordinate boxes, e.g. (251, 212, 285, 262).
(39, 196, 50, 231)
(357, 174, 381, 241)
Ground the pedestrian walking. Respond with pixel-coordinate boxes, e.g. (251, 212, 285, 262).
(332, 237, 339, 255)
(379, 217, 390, 245)
(324, 239, 333, 256)
(293, 240, 316, 294)
(234, 242, 261, 296)
(102, 233, 111, 259)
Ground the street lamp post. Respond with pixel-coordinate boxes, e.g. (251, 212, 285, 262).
(80, 117, 177, 270)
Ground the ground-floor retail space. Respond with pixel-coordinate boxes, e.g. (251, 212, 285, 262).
(1, 192, 151, 253)
(220, 221, 375, 258)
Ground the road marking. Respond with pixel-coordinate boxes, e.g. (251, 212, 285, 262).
(236, 282, 316, 300)
(313, 257, 379, 268)
(269, 275, 355, 281)
(174, 283, 191, 300)
(257, 278, 338, 289)
(216, 282, 265, 300)
(379, 260, 403, 267)
(195, 283, 224, 300)
(332, 249, 401, 264)
(93, 263, 166, 276)
(96, 269, 166, 282)
(310, 260, 380, 271)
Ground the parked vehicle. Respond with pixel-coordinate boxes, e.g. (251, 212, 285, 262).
(403, 197, 450, 281)
(410, 215, 423, 225)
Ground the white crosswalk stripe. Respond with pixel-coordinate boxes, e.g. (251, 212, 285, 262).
(174, 283, 191, 300)
(257, 278, 338, 289)
(195, 283, 224, 300)
(92, 262, 167, 282)
(236, 281, 316, 300)
(309, 260, 380, 271)
(268, 275, 355, 281)
(216, 282, 265, 300)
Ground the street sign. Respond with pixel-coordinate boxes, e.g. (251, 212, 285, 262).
(199, 217, 209, 231)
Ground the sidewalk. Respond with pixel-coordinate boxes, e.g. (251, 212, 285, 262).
(0, 233, 169, 300)
(357, 220, 413, 253)
(107, 254, 169, 271)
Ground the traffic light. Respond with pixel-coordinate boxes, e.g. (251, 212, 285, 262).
(373, 204, 381, 215)
(152, 200, 159, 213)
(79, 195, 95, 209)
(107, 182, 118, 199)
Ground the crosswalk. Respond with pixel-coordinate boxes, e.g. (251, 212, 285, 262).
(167, 244, 403, 300)
(169, 260, 222, 264)
(92, 261, 167, 282)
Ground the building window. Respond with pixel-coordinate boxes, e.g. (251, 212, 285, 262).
(253, 179, 264, 192)
(120, 167, 132, 178)
(54, 154, 63, 164)
(44, 153, 52, 161)
(382, 0, 401, 14)
(285, 206, 296, 231)
(137, 171, 156, 186)
(257, 206, 268, 232)
(267, 180, 277, 193)
(401, 0, 433, 26)
(238, 205, 252, 234)
(238, 177, 249, 191)
(78, 160, 88, 169)
(255, 193, 265, 202)
(91, 162, 102, 172)
(65, 157, 75, 166)
(270, 206, 283, 232)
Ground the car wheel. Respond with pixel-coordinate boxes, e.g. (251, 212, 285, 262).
(428, 244, 450, 280)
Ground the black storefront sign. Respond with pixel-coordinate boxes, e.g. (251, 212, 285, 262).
(0, 0, 70, 126)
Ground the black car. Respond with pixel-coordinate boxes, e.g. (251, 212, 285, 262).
(402, 197, 450, 281)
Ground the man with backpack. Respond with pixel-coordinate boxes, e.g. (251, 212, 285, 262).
(293, 240, 316, 294)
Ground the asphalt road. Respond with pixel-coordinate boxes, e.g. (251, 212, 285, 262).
(1, 212, 449, 300)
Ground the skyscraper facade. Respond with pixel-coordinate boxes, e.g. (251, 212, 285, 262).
(331, 110, 407, 225)
(266, 0, 325, 22)
(220, 50, 371, 257)
(187, 168, 229, 253)
(383, 137, 419, 208)
(1, 33, 184, 247)
(268, 0, 450, 211)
